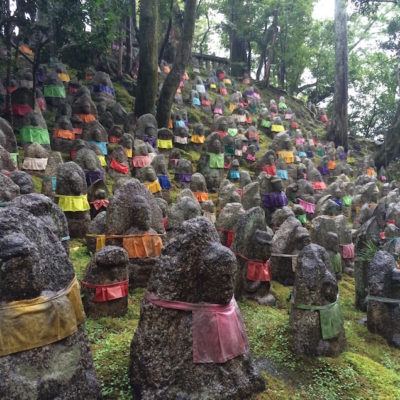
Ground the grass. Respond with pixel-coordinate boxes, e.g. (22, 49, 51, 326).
(69, 240, 400, 400)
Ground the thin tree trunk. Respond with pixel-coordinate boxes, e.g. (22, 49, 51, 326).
(256, 23, 268, 81)
(125, 16, 133, 74)
(156, 0, 197, 128)
(328, 0, 348, 150)
(247, 41, 251, 74)
(5, 0, 13, 127)
(117, 23, 124, 78)
(230, 0, 247, 76)
(256, 50, 266, 81)
(199, 10, 210, 57)
(159, 0, 174, 64)
(278, 26, 287, 89)
(264, 9, 278, 87)
(135, 0, 158, 117)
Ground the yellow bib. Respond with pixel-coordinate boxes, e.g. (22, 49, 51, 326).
(145, 180, 162, 194)
(277, 151, 294, 164)
(157, 139, 173, 149)
(125, 148, 133, 158)
(191, 135, 205, 144)
(271, 125, 285, 133)
(0, 277, 85, 356)
(56, 194, 90, 212)
(98, 155, 107, 167)
(57, 73, 70, 82)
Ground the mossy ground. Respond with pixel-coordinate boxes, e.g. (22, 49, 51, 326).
(70, 239, 400, 400)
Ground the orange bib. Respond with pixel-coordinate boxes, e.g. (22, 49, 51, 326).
(122, 235, 163, 259)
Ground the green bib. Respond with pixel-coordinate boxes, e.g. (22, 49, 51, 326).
(208, 153, 224, 169)
(330, 252, 342, 274)
(296, 214, 307, 224)
(44, 84, 66, 98)
(227, 128, 238, 137)
(342, 196, 353, 207)
(224, 145, 235, 155)
(295, 298, 344, 340)
(10, 152, 18, 165)
(19, 126, 50, 145)
(261, 119, 271, 128)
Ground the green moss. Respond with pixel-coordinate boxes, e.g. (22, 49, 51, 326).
(186, 106, 212, 126)
(114, 82, 134, 112)
(31, 175, 42, 193)
(344, 352, 400, 398)
(69, 239, 91, 280)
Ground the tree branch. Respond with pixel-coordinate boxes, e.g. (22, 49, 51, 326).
(348, 19, 376, 53)
(297, 81, 318, 93)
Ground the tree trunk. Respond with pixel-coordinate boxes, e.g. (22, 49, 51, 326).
(5, 0, 13, 127)
(199, 10, 210, 57)
(159, 0, 174, 64)
(230, 0, 247, 76)
(135, 0, 158, 117)
(264, 9, 278, 87)
(117, 23, 124, 78)
(156, 0, 197, 128)
(247, 41, 251, 74)
(256, 53, 264, 81)
(125, 16, 133, 74)
(278, 26, 287, 89)
(328, 0, 348, 150)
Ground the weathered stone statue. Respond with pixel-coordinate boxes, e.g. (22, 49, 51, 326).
(218, 176, 239, 203)
(43, 71, 66, 108)
(0, 206, 101, 399)
(53, 115, 75, 153)
(7, 171, 35, 195)
(366, 251, 400, 348)
(55, 161, 91, 238)
(0, 173, 20, 203)
(216, 202, 245, 249)
(270, 214, 310, 285)
(22, 142, 49, 177)
(81, 120, 108, 156)
(166, 195, 202, 238)
(11, 193, 70, 255)
(190, 172, 209, 204)
(41, 152, 63, 199)
(232, 207, 275, 305)
(174, 158, 193, 188)
(0, 144, 17, 172)
(241, 181, 261, 211)
(289, 244, 346, 356)
(81, 246, 129, 318)
(106, 179, 164, 288)
(129, 217, 265, 399)
(19, 110, 50, 149)
(74, 147, 105, 188)
(91, 71, 115, 104)
(198, 132, 225, 192)
(135, 113, 158, 149)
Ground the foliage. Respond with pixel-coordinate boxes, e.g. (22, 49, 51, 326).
(356, 239, 378, 262)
